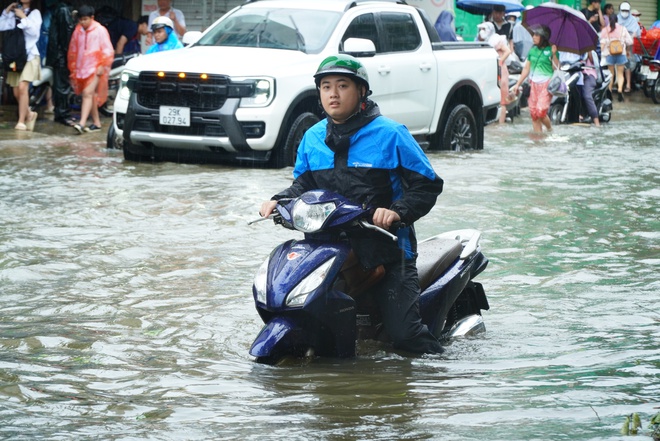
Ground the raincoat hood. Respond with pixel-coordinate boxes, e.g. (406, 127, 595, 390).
(146, 28, 184, 54)
(435, 11, 458, 42)
(477, 21, 496, 41)
(617, 11, 641, 35)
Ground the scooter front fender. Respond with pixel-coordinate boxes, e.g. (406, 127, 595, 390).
(249, 317, 305, 358)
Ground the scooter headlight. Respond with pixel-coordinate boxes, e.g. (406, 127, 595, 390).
(292, 200, 336, 232)
(286, 257, 335, 307)
(253, 257, 269, 304)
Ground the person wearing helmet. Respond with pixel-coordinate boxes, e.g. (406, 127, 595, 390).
(259, 54, 445, 355)
(146, 16, 183, 54)
(617, 1, 641, 92)
(511, 25, 559, 133)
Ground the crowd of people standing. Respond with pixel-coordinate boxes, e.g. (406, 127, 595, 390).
(1, 0, 187, 133)
(476, 1, 650, 133)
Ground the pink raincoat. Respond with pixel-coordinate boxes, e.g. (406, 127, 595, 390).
(67, 19, 114, 105)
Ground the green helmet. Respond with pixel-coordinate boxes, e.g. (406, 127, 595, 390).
(314, 54, 370, 91)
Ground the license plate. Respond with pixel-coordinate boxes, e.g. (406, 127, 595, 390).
(641, 65, 651, 75)
(159, 106, 190, 127)
(648, 71, 659, 80)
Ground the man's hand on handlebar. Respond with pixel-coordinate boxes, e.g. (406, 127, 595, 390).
(372, 207, 401, 230)
(260, 200, 278, 218)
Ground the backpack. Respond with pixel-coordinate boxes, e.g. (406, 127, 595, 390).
(607, 27, 624, 55)
(2, 10, 32, 73)
(609, 39, 624, 55)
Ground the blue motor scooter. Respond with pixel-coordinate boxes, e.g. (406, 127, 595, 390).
(248, 190, 490, 364)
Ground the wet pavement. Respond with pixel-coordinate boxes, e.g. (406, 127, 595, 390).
(0, 104, 112, 140)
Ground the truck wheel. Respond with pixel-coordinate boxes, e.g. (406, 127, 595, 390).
(272, 112, 319, 168)
(548, 103, 563, 125)
(442, 104, 479, 151)
(106, 124, 122, 150)
(122, 140, 153, 162)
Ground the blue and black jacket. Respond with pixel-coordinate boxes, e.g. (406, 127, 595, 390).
(273, 106, 443, 269)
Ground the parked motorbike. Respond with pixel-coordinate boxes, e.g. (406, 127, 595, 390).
(26, 53, 138, 118)
(506, 60, 524, 121)
(639, 54, 660, 104)
(248, 190, 490, 365)
(548, 60, 613, 125)
(29, 65, 53, 111)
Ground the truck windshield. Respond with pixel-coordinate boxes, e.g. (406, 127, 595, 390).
(196, 8, 341, 54)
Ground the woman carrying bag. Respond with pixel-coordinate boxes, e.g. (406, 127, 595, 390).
(512, 25, 558, 134)
(600, 13, 633, 102)
(0, 0, 42, 131)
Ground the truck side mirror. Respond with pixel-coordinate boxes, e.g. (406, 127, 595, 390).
(342, 38, 376, 58)
(182, 31, 203, 46)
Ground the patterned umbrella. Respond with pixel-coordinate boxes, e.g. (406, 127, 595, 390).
(522, 2, 599, 55)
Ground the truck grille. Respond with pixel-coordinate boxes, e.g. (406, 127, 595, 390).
(136, 72, 229, 111)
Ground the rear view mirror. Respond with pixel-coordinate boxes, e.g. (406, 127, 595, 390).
(342, 38, 376, 57)
(182, 31, 203, 46)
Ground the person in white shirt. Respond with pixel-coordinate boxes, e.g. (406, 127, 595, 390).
(147, 0, 185, 45)
(0, 0, 42, 131)
(510, 10, 534, 61)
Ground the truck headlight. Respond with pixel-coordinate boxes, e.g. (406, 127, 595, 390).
(253, 257, 269, 304)
(239, 78, 274, 107)
(119, 69, 138, 100)
(286, 257, 335, 307)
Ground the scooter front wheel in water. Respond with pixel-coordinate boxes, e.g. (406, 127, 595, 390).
(548, 103, 563, 125)
(256, 347, 315, 366)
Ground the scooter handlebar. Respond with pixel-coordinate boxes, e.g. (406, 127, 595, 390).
(359, 220, 398, 242)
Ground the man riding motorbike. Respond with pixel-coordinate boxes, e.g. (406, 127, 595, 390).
(259, 55, 445, 355)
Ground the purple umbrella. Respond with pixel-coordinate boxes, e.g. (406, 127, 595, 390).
(522, 2, 599, 54)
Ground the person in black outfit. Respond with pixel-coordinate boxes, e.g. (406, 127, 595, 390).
(582, 0, 605, 33)
(490, 5, 513, 51)
(46, 1, 75, 126)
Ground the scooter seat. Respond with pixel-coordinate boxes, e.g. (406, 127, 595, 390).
(416, 236, 462, 292)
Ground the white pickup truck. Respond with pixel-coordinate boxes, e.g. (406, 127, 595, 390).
(111, 0, 501, 167)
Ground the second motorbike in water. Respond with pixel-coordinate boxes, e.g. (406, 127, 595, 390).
(248, 190, 490, 364)
(548, 59, 613, 125)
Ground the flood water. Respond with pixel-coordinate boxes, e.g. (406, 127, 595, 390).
(1, 97, 659, 440)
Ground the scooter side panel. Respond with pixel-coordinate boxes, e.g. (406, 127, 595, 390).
(266, 240, 350, 310)
(255, 238, 360, 358)
(419, 252, 487, 337)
